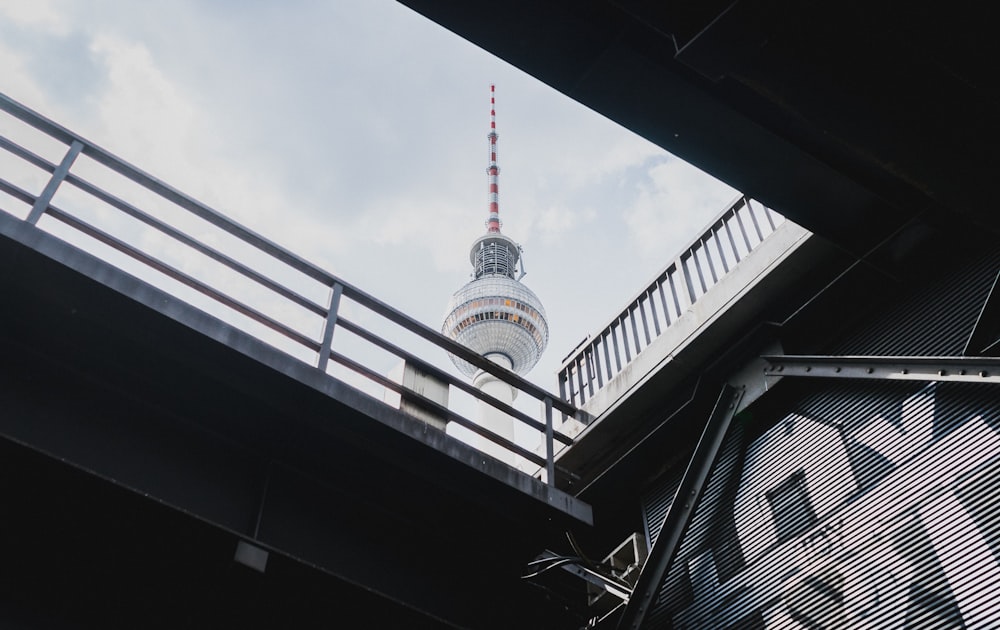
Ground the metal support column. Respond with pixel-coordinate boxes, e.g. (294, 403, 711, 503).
(316, 282, 343, 371)
(27, 140, 83, 224)
(543, 396, 555, 485)
(616, 384, 743, 630)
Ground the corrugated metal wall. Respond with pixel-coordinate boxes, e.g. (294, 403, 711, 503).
(641, 247, 1000, 628)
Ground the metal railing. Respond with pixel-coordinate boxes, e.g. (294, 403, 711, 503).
(0, 92, 585, 485)
(558, 196, 783, 406)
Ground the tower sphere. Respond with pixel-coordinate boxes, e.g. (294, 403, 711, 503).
(443, 271, 548, 378)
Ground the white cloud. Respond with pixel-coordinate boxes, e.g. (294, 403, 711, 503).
(624, 158, 738, 262)
(0, 36, 50, 114)
(357, 194, 479, 276)
(86, 34, 205, 188)
(0, 0, 70, 35)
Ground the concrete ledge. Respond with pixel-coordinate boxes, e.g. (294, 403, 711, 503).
(556, 221, 838, 481)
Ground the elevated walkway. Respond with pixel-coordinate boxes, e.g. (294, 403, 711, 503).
(0, 92, 588, 629)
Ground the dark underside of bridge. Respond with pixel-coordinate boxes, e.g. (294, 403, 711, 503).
(0, 219, 587, 629)
(1, 2, 997, 629)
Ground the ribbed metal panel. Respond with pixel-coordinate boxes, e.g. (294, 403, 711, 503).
(640, 248, 1000, 629)
(642, 471, 681, 549)
(830, 247, 1000, 357)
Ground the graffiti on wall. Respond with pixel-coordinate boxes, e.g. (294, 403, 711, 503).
(661, 384, 1000, 629)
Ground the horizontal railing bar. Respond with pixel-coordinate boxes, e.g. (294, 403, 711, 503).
(66, 173, 328, 317)
(328, 350, 548, 467)
(90, 157, 341, 285)
(400, 389, 549, 468)
(0, 177, 37, 207)
(0, 94, 83, 148)
(336, 316, 574, 445)
(0, 134, 57, 173)
(0, 94, 339, 288)
(45, 205, 320, 352)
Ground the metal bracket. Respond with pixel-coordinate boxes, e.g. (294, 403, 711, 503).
(727, 339, 783, 414)
(526, 550, 633, 602)
(762, 355, 1000, 384)
(615, 384, 743, 630)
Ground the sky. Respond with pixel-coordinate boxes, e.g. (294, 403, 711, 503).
(0, 1, 738, 448)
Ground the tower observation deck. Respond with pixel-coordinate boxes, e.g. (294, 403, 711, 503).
(443, 86, 548, 461)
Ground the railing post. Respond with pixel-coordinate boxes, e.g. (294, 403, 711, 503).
(601, 331, 613, 382)
(746, 198, 764, 241)
(629, 306, 643, 353)
(638, 299, 651, 344)
(316, 282, 343, 371)
(712, 228, 730, 273)
(734, 201, 753, 252)
(593, 338, 605, 388)
(667, 265, 683, 318)
(584, 348, 595, 398)
(724, 215, 741, 263)
(648, 287, 662, 336)
(702, 237, 719, 283)
(679, 254, 697, 305)
(27, 140, 83, 225)
(691, 248, 708, 294)
(544, 396, 555, 486)
(762, 202, 778, 230)
(611, 325, 622, 372)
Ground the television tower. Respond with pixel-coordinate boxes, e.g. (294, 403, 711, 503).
(442, 85, 549, 464)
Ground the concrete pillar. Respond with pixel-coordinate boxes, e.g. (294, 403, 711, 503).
(472, 354, 518, 465)
(385, 360, 449, 431)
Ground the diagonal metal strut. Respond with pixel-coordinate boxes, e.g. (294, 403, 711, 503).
(616, 384, 743, 630)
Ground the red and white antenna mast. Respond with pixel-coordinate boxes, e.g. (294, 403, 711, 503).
(487, 84, 501, 233)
